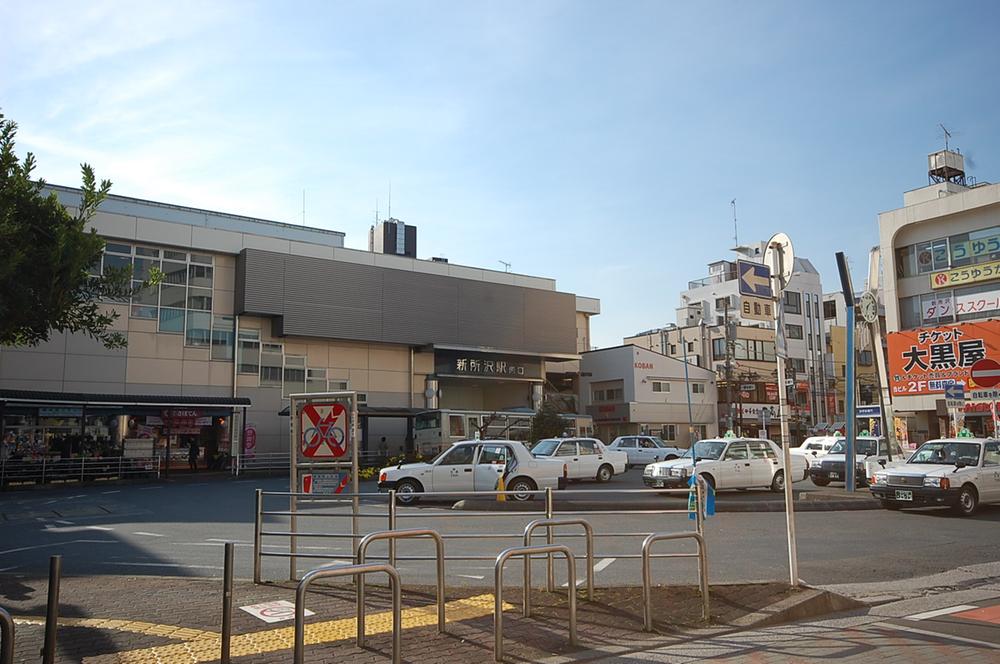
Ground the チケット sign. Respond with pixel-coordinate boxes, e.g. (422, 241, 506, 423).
(300, 402, 349, 458)
(887, 321, 1000, 396)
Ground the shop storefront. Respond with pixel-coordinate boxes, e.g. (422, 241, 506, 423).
(0, 390, 251, 473)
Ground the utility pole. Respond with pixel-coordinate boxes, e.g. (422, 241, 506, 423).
(723, 298, 735, 432)
(836, 252, 858, 492)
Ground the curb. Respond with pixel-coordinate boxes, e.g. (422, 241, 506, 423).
(452, 495, 881, 512)
(732, 585, 867, 628)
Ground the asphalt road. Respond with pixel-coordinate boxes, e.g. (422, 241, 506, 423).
(1, 470, 998, 589)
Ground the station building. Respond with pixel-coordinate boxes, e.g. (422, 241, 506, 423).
(879, 148, 1000, 443)
(0, 185, 599, 466)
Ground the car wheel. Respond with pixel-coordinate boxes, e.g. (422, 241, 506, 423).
(394, 479, 422, 505)
(811, 477, 830, 487)
(879, 499, 900, 510)
(952, 485, 979, 516)
(507, 477, 537, 501)
(770, 470, 785, 493)
(700, 473, 716, 492)
(596, 464, 614, 483)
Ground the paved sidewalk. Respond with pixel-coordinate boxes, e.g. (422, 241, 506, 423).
(0, 574, 793, 663)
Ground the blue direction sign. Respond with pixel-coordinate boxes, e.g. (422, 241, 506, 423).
(737, 260, 773, 298)
(944, 383, 965, 400)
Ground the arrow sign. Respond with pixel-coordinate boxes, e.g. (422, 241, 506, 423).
(944, 383, 965, 400)
(737, 260, 773, 298)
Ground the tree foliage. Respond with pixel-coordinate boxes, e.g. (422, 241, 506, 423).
(529, 401, 567, 442)
(0, 112, 155, 349)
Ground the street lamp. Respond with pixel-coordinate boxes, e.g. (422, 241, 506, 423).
(666, 323, 696, 450)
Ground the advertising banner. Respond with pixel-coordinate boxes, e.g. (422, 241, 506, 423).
(930, 259, 1000, 290)
(887, 321, 999, 396)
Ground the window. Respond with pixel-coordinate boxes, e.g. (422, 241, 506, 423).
(211, 316, 234, 360)
(786, 324, 804, 340)
(158, 308, 184, 333)
(606, 388, 624, 400)
(789, 358, 806, 372)
(748, 441, 777, 460)
(823, 300, 837, 319)
(783, 291, 802, 315)
(858, 350, 873, 366)
(237, 330, 260, 375)
(687, 341, 695, 353)
(592, 389, 606, 402)
(715, 297, 728, 309)
(712, 338, 726, 361)
(578, 440, 598, 455)
(283, 356, 306, 397)
(691, 383, 705, 394)
(652, 381, 670, 393)
(984, 441, 1000, 466)
(725, 443, 748, 460)
(329, 379, 349, 391)
(185, 311, 211, 347)
(478, 444, 509, 465)
(260, 343, 284, 386)
(916, 239, 950, 274)
(618, 438, 636, 448)
(662, 425, 677, 441)
(439, 445, 475, 465)
(813, 294, 820, 319)
(692, 425, 707, 440)
(449, 415, 465, 437)
(555, 442, 577, 456)
(807, 333, 813, 351)
(188, 264, 213, 288)
(669, 344, 677, 354)
(306, 368, 327, 392)
(187, 288, 213, 311)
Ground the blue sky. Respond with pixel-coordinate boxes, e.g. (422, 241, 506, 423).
(2, 0, 999, 348)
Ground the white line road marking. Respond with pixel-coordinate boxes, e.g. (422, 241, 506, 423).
(67, 495, 86, 499)
(904, 605, 978, 621)
(593, 557, 616, 572)
(561, 557, 616, 587)
(884, 621, 1000, 648)
(43, 525, 113, 533)
(0, 566, 20, 572)
(103, 562, 225, 570)
(101, 490, 121, 494)
(55, 520, 75, 525)
(0, 539, 116, 556)
(44, 499, 59, 505)
(132, 532, 165, 537)
(455, 574, 485, 580)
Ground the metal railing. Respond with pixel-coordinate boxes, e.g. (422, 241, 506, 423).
(356, 529, 445, 647)
(494, 544, 576, 663)
(254, 484, 706, 583)
(0, 605, 13, 664)
(641, 531, 709, 631)
(1, 456, 160, 488)
(523, 518, 594, 602)
(234, 451, 389, 476)
(294, 562, 401, 664)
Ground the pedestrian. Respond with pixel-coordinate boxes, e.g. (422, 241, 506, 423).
(188, 441, 199, 472)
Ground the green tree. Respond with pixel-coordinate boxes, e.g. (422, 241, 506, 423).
(0, 112, 156, 349)
(529, 401, 567, 442)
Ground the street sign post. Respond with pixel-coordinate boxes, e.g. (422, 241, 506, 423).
(288, 391, 359, 581)
(944, 382, 966, 408)
(740, 295, 774, 321)
(766, 232, 798, 589)
(737, 260, 773, 298)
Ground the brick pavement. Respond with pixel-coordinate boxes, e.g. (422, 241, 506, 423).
(0, 574, 795, 663)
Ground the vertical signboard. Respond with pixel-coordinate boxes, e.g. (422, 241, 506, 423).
(288, 391, 359, 581)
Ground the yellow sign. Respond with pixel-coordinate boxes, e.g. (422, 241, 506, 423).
(740, 295, 774, 321)
(930, 259, 1000, 290)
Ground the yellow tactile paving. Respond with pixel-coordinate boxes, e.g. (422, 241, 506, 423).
(14, 616, 218, 641)
(82, 593, 511, 663)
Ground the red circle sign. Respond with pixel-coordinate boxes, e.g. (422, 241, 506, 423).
(971, 358, 1000, 388)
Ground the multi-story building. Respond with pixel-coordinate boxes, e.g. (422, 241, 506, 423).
(0, 185, 599, 466)
(626, 241, 825, 443)
(879, 148, 1000, 443)
(580, 345, 718, 445)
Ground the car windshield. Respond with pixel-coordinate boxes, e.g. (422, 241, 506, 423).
(909, 442, 981, 466)
(531, 439, 561, 456)
(692, 440, 727, 460)
(828, 439, 878, 456)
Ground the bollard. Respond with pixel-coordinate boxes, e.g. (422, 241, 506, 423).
(41, 555, 61, 664)
(221, 542, 234, 663)
(1, 606, 14, 664)
(253, 489, 263, 584)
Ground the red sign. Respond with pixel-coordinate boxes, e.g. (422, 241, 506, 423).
(764, 383, 779, 403)
(243, 425, 257, 458)
(300, 403, 349, 458)
(970, 358, 1000, 388)
(887, 321, 999, 396)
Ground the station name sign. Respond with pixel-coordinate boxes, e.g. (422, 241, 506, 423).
(435, 350, 543, 380)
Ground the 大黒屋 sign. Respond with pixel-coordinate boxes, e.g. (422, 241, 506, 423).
(887, 321, 998, 396)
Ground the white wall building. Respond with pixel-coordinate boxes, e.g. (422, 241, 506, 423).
(580, 345, 718, 446)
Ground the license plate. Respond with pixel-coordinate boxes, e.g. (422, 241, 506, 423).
(830, 472, 840, 479)
(895, 490, 913, 501)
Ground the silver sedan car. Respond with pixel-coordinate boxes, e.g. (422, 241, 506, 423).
(607, 435, 688, 468)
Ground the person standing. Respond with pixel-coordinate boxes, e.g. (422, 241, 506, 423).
(188, 441, 199, 472)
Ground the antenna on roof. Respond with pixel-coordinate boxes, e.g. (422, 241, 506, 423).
(939, 123, 951, 151)
(375, 199, 379, 224)
(731, 198, 738, 247)
(302, 189, 306, 226)
(499, 260, 511, 273)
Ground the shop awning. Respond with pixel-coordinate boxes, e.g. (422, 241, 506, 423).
(0, 389, 251, 408)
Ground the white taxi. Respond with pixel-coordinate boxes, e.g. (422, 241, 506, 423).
(791, 435, 840, 462)
(642, 437, 809, 492)
(870, 438, 1000, 516)
(378, 439, 567, 504)
(530, 437, 628, 482)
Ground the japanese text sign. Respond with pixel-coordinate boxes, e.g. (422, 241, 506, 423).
(930, 259, 1000, 290)
(887, 321, 1000, 396)
(922, 288, 1000, 321)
